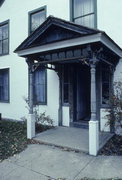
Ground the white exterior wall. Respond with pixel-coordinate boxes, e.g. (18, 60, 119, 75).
(97, 0, 122, 82)
(97, 0, 122, 48)
(0, 0, 70, 125)
(0, 0, 122, 127)
(97, 0, 122, 132)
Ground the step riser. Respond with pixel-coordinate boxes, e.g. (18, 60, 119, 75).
(70, 122, 89, 129)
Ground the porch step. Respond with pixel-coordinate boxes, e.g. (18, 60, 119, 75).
(70, 121, 89, 129)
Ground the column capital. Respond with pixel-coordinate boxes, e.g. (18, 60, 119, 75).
(89, 58, 99, 68)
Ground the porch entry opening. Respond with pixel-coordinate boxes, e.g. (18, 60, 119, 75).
(62, 63, 91, 123)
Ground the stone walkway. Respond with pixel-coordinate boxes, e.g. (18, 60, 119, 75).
(0, 144, 122, 180)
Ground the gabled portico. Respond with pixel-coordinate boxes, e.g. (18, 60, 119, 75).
(15, 16, 122, 156)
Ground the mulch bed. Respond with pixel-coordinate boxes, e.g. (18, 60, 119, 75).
(99, 135, 122, 155)
(0, 120, 52, 161)
(0, 120, 27, 161)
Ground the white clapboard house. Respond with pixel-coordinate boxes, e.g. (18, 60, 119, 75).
(0, 0, 122, 155)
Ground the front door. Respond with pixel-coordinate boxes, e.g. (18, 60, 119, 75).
(72, 64, 91, 123)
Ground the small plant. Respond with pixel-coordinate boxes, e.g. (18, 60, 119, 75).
(23, 96, 54, 133)
(106, 81, 122, 134)
(34, 108, 53, 126)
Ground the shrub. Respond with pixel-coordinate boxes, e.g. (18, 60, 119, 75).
(106, 81, 122, 134)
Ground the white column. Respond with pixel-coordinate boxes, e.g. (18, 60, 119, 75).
(27, 114, 35, 139)
(89, 61, 99, 156)
(27, 62, 35, 139)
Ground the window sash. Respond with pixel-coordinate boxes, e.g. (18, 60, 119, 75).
(0, 69, 9, 102)
(0, 22, 9, 55)
(29, 7, 46, 34)
(101, 66, 111, 105)
(33, 68, 47, 104)
(72, 0, 96, 28)
(74, 14, 95, 27)
(73, 0, 94, 18)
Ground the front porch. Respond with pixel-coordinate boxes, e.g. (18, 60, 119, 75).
(14, 16, 122, 156)
(34, 126, 113, 154)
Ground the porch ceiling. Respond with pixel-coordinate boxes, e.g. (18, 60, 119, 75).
(14, 16, 122, 65)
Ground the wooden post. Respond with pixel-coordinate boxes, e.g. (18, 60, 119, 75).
(90, 63, 97, 121)
(58, 66, 62, 126)
(56, 65, 62, 126)
(26, 59, 35, 139)
(89, 59, 99, 156)
(29, 71, 34, 114)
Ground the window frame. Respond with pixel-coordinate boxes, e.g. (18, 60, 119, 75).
(0, 68, 10, 103)
(70, 0, 97, 28)
(33, 68, 47, 105)
(0, 20, 9, 56)
(100, 64, 112, 108)
(28, 6, 47, 35)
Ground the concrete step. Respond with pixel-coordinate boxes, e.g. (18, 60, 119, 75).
(70, 121, 89, 129)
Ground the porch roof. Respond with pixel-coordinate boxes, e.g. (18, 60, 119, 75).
(14, 16, 122, 62)
(0, 0, 5, 6)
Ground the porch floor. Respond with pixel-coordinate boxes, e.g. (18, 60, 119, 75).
(34, 127, 113, 154)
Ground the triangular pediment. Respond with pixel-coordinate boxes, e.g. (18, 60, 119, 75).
(30, 24, 82, 47)
(15, 16, 101, 52)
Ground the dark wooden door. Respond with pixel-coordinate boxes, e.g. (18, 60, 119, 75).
(75, 65, 90, 122)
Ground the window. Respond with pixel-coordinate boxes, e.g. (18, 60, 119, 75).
(0, 21, 9, 55)
(0, 0, 5, 7)
(62, 65, 70, 104)
(72, 0, 97, 28)
(29, 6, 46, 34)
(29, 7, 47, 105)
(33, 68, 47, 104)
(101, 65, 110, 105)
(0, 68, 9, 102)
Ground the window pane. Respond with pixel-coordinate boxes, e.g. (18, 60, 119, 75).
(3, 39, 8, 54)
(74, 14, 94, 28)
(0, 74, 4, 100)
(0, 22, 9, 55)
(102, 68, 110, 104)
(0, 40, 2, 54)
(2, 24, 8, 39)
(0, 69, 9, 102)
(74, 0, 94, 18)
(3, 71, 9, 101)
(34, 68, 46, 103)
(0, 27, 2, 40)
(31, 10, 45, 32)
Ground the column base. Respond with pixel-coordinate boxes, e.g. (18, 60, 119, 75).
(27, 114, 35, 139)
(89, 120, 99, 156)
